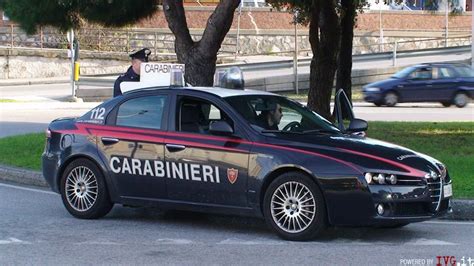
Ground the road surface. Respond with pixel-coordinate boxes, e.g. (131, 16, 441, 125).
(0, 182, 473, 265)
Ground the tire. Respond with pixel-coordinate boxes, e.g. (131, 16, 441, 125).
(441, 102, 451, 107)
(263, 172, 327, 241)
(453, 92, 469, 108)
(60, 158, 113, 219)
(384, 92, 398, 107)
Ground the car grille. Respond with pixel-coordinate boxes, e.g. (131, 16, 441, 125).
(396, 175, 424, 186)
(427, 177, 442, 212)
(427, 164, 448, 213)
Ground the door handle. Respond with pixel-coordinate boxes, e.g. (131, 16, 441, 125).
(166, 144, 186, 152)
(101, 137, 119, 145)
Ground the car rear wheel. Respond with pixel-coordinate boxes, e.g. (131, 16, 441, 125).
(441, 102, 451, 107)
(453, 92, 469, 108)
(384, 92, 398, 107)
(263, 172, 326, 241)
(60, 158, 113, 219)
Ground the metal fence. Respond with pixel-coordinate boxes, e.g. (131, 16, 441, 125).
(0, 25, 238, 56)
(1, 25, 471, 59)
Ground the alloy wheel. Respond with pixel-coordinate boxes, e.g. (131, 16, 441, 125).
(270, 181, 316, 234)
(65, 166, 99, 212)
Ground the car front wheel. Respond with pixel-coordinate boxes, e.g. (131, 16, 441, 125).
(60, 158, 113, 219)
(453, 92, 469, 108)
(263, 172, 327, 241)
(384, 92, 398, 107)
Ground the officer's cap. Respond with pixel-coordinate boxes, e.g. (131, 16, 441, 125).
(129, 48, 151, 62)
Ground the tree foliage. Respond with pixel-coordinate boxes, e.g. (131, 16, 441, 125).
(0, 0, 159, 34)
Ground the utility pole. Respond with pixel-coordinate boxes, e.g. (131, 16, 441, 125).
(445, 0, 449, 47)
(293, 11, 299, 94)
(67, 29, 76, 99)
(472, 0, 474, 68)
(377, 0, 384, 52)
(235, 1, 242, 60)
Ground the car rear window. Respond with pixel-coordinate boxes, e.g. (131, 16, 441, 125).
(455, 66, 474, 78)
(116, 95, 167, 130)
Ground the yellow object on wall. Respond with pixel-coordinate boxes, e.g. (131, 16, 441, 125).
(74, 62, 80, 81)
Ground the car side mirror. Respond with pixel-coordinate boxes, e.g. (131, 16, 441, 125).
(209, 121, 234, 136)
(347, 118, 368, 133)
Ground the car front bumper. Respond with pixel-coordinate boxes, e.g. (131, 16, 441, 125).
(363, 91, 383, 103)
(368, 181, 453, 225)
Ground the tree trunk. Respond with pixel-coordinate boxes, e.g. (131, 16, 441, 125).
(163, 0, 240, 86)
(307, 1, 320, 115)
(336, 0, 356, 102)
(307, 0, 341, 120)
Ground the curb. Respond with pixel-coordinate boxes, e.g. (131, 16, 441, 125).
(0, 164, 48, 188)
(0, 164, 473, 220)
(443, 200, 474, 221)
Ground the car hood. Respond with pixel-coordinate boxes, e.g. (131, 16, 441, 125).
(270, 134, 444, 177)
(364, 78, 399, 89)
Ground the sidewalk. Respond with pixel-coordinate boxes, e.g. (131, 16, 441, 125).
(0, 77, 70, 87)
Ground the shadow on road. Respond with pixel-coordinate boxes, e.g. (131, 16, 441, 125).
(104, 205, 420, 242)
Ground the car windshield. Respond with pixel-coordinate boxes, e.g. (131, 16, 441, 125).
(225, 95, 340, 134)
(392, 66, 417, 78)
(455, 66, 474, 77)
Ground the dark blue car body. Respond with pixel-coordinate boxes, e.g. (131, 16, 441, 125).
(363, 63, 474, 107)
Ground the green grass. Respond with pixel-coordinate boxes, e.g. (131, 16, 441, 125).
(0, 122, 472, 198)
(0, 133, 44, 170)
(368, 122, 474, 199)
(0, 99, 17, 103)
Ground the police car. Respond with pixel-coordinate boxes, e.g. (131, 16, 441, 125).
(42, 66, 452, 241)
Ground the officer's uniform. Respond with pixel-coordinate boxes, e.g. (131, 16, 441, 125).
(113, 48, 151, 97)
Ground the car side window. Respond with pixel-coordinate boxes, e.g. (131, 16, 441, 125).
(177, 97, 233, 134)
(409, 67, 432, 80)
(278, 107, 302, 130)
(116, 95, 166, 130)
(436, 67, 456, 79)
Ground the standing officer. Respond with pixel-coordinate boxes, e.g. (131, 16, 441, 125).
(113, 48, 151, 97)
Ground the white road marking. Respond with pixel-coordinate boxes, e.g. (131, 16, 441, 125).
(74, 241, 123, 246)
(423, 220, 474, 226)
(218, 238, 284, 246)
(0, 182, 57, 195)
(155, 239, 194, 245)
(0, 238, 31, 245)
(405, 238, 457, 246)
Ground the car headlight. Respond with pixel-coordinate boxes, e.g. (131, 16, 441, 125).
(364, 87, 380, 92)
(365, 172, 397, 185)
